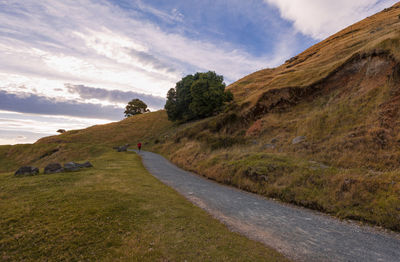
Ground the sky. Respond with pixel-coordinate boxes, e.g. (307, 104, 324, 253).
(0, 0, 397, 144)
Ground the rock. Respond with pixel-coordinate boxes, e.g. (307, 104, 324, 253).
(57, 129, 66, 134)
(262, 144, 276, 150)
(63, 161, 93, 172)
(14, 166, 39, 177)
(79, 161, 93, 168)
(115, 144, 130, 152)
(44, 163, 64, 174)
(63, 162, 80, 172)
(270, 138, 279, 144)
(292, 136, 306, 145)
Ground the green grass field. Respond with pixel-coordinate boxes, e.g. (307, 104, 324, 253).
(0, 150, 288, 261)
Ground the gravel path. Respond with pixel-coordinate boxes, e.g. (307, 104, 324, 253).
(132, 150, 400, 262)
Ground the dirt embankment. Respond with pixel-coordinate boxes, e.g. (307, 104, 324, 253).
(246, 50, 398, 121)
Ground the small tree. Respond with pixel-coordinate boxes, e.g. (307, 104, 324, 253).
(165, 71, 233, 122)
(124, 99, 149, 117)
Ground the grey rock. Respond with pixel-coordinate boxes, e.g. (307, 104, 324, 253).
(262, 144, 276, 150)
(270, 138, 279, 144)
(79, 161, 93, 168)
(292, 136, 306, 144)
(14, 166, 39, 177)
(63, 161, 94, 172)
(44, 163, 64, 174)
(63, 162, 81, 172)
(115, 144, 130, 152)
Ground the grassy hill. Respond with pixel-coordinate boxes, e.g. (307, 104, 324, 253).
(0, 151, 287, 261)
(0, 110, 174, 173)
(153, 3, 400, 231)
(1, 2, 400, 234)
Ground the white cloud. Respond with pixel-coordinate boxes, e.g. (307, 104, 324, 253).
(0, 0, 284, 103)
(264, 0, 398, 39)
(0, 0, 299, 144)
(0, 110, 110, 145)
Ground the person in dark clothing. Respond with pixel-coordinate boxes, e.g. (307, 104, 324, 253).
(137, 142, 142, 152)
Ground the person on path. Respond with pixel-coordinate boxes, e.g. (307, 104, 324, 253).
(137, 142, 142, 152)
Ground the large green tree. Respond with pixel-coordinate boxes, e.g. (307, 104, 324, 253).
(124, 99, 149, 117)
(165, 71, 233, 122)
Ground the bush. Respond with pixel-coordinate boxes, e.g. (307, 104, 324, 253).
(165, 71, 233, 122)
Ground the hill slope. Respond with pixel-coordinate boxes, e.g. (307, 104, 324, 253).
(1, 3, 400, 231)
(0, 111, 173, 172)
(152, 3, 400, 231)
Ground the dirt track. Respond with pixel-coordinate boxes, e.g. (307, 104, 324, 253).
(133, 150, 400, 262)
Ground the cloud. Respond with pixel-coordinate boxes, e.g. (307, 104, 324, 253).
(0, 110, 111, 144)
(0, 0, 285, 97)
(264, 0, 398, 39)
(129, 49, 178, 74)
(134, 0, 184, 24)
(0, 90, 123, 120)
(65, 84, 166, 109)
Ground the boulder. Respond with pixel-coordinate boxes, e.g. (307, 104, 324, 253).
(262, 144, 276, 150)
(63, 161, 94, 172)
(63, 162, 80, 172)
(292, 136, 306, 145)
(14, 166, 39, 177)
(79, 161, 93, 168)
(270, 138, 279, 144)
(115, 144, 130, 152)
(44, 163, 64, 174)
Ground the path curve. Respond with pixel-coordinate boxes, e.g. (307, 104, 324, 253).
(132, 150, 400, 262)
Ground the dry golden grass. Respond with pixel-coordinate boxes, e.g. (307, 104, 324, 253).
(228, 2, 400, 106)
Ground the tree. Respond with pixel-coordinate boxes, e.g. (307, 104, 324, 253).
(124, 99, 149, 117)
(165, 71, 233, 122)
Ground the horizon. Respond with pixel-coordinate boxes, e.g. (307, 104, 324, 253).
(0, 0, 397, 145)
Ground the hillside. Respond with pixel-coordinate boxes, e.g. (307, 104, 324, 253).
(153, 3, 400, 231)
(0, 111, 173, 173)
(1, 3, 400, 231)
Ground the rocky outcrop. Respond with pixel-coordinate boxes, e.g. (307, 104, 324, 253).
(44, 163, 64, 174)
(14, 166, 39, 177)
